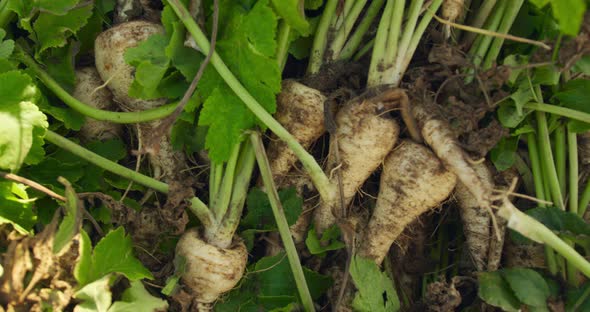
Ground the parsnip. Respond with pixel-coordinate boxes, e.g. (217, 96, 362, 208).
(267, 80, 326, 184)
(412, 102, 493, 213)
(73, 67, 123, 142)
(455, 162, 494, 271)
(314, 91, 400, 234)
(94, 20, 188, 182)
(359, 140, 457, 265)
(175, 228, 248, 310)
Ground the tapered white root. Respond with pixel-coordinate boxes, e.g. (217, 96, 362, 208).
(455, 162, 494, 271)
(442, 0, 465, 39)
(267, 80, 326, 184)
(73, 67, 123, 142)
(314, 93, 400, 234)
(94, 20, 167, 111)
(95, 20, 188, 182)
(359, 140, 457, 265)
(412, 103, 493, 212)
(175, 228, 248, 310)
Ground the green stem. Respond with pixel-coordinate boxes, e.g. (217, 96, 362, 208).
(390, 0, 443, 86)
(554, 124, 567, 200)
(212, 142, 241, 221)
(167, 0, 333, 203)
(46, 130, 168, 193)
(466, 0, 506, 72)
(462, 0, 498, 47)
(352, 37, 374, 61)
(579, 180, 590, 217)
(481, 0, 524, 70)
(367, 0, 394, 87)
(513, 153, 535, 196)
(45, 130, 214, 226)
(527, 132, 546, 207)
(568, 126, 579, 215)
(15, 44, 177, 123)
(328, 0, 368, 60)
(338, 0, 385, 61)
(276, 21, 291, 71)
(250, 132, 315, 312)
(393, 0, 423, 72)
(524, 102, 590, 124)
(215, 142, 256, 245)
(536, 111, 565, 210)
(499, 200, 590, 279)
(307, 0, 338, 74)
(384, 0, 405, 69)
(206, 141, 256, 248)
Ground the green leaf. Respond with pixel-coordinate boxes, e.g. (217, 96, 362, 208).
(53, 178, 81, 254)
(35, 94, 85, 131)
(197, 0, 281, 163)
(554, 79, 590, 113)
(350, 255, 400, 312)
(216, 253, 331, 310)
(497, 101, 529, 128)
(478, 271, 522, 312)
(37, 0, 81, 15)
(77, 227, 153, 286)
(305, 224, 346, 255)
(0, 181, 36, 234)
(501, 268, 550, 307)
(532, 65, 560, 86)
(490, 135, 520, 171)
(242, 187, 303, 230)
(75, 229, 93, 283)
(566, 282, 590, 312)
(0, 70, 48, 171)
(74, 274, 114, 312)
(33, 3, 94, 55)
(124, 34, 171, 99)
(42, 43, 77, 92)
(107, 281, 169, 312)
(271, 0, 310, 35)
(305, 0, 324, 10)
(0, 29, 15, 59)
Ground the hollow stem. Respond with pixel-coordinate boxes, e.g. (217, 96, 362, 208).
(554, 124, 567, 200)
(568, 126, 579, 215)
(328, 0, 368, 60)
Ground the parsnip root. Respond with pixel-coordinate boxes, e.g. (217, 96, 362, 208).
(359, 140, 457, 264)
(314, 91, 401, 234)
(73, 67, 123, 142)
(175, 228, 248, 310)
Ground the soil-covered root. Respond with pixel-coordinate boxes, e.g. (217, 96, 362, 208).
(267, 80, 326, 184)
(441, 0, 465, 39)
(412, 102, 494, 213)
(175, 228, 248, 311)
(73, 67, 124, 142)
(95, 20, 189, 182)
(358, 140, 457, 265)
(313, 91, 401, 234)
(94, 20, 166, 111)
(455, 162, 494, 271)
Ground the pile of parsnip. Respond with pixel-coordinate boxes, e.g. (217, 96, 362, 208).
(28, 0, 574, 311)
